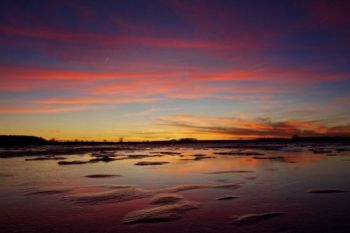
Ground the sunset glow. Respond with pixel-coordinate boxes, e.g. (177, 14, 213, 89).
(1, 0, 350, 141)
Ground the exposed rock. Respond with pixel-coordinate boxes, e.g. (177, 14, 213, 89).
(307, 189, 348, 194)
(58, 160, 90, 165)
(25, 156, 67, 161)
(205, 170, 254, 174)
(232, 212, 286, 224)
(84, 174, 122, 178)
(214, 151, 264, 156)
(100, 185, 139, 189)
(159, 152, 182, 155)
(127, 154, 152, 159)
(194, 156, 215, 160)
(0, 145, 128, 157)
(122, 201, 200, 224)
(150, 193, 184, 205)
(135, 161, 169, 166)
(181, 156, 215, 161)
(89, 156, 115, 163)
(216, 195, 239, 200)
(253, 156, 284, 160)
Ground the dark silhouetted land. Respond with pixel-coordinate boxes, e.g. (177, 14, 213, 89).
(1, 135, 350, 147)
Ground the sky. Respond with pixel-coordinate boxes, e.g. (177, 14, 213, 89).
(1, 0, 350, 141)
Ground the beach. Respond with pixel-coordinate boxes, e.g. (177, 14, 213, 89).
(1, 142, 349, 233)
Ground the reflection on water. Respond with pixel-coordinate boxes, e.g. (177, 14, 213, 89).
(1, 143, 350, 233)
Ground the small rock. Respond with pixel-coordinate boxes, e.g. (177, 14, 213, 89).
(89, 156, 115, 163)
(216, 195, 239, 200)
(135, 161, 169, 166)
(127, 154, 151, 159)
(232, 212, 286, 224)
(214, 151, 264, 156)
(253, 156, 284, 160)
(159, 152, 182, 155)
(307, 189, 348, 194)
(150, 193, 184, 205)
(26, 156, 67, 161)
(205, 170, 254, 174)
(58, 160, 89, 165)
(84, 174, 122, 178)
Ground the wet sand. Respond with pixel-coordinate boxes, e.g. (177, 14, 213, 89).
(1, 142, 350, 233)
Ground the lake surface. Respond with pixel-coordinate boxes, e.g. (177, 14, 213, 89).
(1, 142, 350, 233)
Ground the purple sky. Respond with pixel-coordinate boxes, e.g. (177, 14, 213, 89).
(1, 0, 350, 140)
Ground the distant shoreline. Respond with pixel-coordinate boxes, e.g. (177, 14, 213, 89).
(1, 135, 350, 147)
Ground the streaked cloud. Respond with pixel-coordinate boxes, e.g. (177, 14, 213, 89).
(157, 115, 350, 139)
(0, 1, 349, 140)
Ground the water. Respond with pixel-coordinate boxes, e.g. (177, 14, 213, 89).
(1, 142, 350, 233)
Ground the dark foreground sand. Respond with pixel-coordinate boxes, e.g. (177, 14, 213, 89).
(1, 142, 350, 233)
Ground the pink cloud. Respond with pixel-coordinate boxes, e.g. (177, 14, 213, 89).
(2, 64, 347, 94)
(0, 24, 239, 50)
(37, 96, 159, 105)
(0, 105, 100, 114)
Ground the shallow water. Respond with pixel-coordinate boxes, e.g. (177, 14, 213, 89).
(1, 143, 350, 233)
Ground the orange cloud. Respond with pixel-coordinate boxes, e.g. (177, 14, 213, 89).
(190, 68, 349, 84)
(156, 115, 350, 139)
